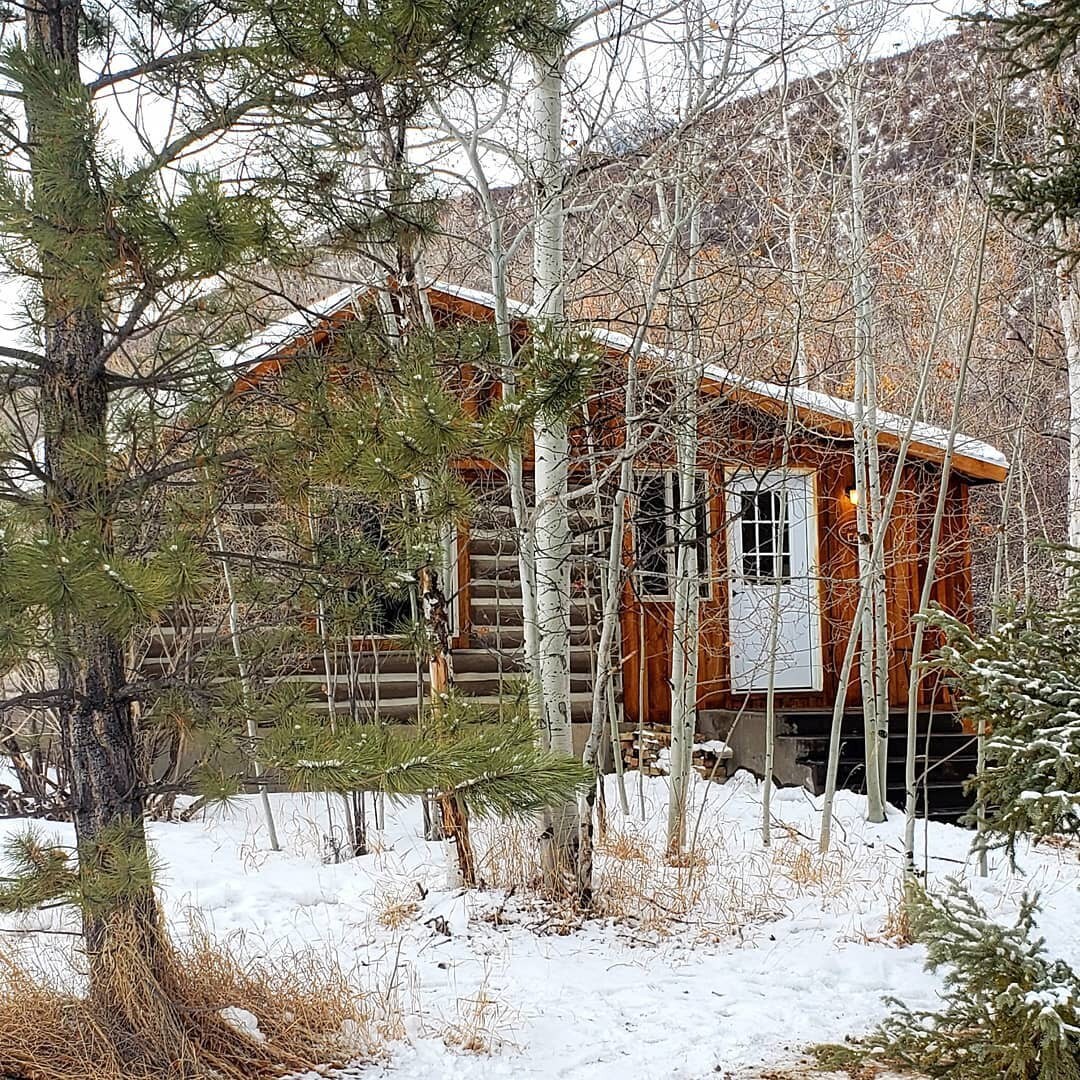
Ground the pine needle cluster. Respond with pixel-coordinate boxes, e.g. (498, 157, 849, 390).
(973, 1, 1080, 252)
(262, 711, 589, 820)
(864, 879, 1080, 1080)
(0, 822, 158, 919)
(928, 574, 1080, 858)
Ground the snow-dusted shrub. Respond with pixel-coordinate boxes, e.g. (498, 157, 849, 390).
(930, 575, 1080, 858)
(867, 879, 1080, 1080)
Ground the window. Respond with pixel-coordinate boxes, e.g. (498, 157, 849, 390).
(737, 489, 791, 583)
(338, 503, 415, 636)
(319, 493, 451, 638)
(635, 470, 711, 599)
(636, 473, 672, 597)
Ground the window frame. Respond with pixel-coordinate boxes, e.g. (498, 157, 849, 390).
(634, 468, 714, 603)
(736, 487, 793, 585)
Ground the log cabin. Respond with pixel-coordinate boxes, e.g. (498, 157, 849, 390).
(218, 279, 1008, 821)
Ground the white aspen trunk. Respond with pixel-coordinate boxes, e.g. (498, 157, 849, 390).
(866, 438, 891, 800)
(667, 368, 700, 858)
(764, 85, 807, 845)
(1020, 454, 1033, 597)
(781, 101, 809, 386)
(820, 158, 977, 851)
(761, 450, 790, 846)
(1048, 66, 1080, 551)
(1055, 240, 1080, 550)
(532, 23, 578, 889)
(846, 89, 892, 804)
(902, 202, 991, 869)
(844, 81, 886, 825)
(533, 27, 570, 753)
(464, 129, 542, 694)
(982, 376, 1025, 875)
(488, 211, 542, 703)
(665, 4, 705, 861)
(306, 500, 358, 854)
(575, 389, 633, 902)
(212, 511, 279, 851)
(979, 286, 1037, 875)
(582, 354, 637, 791)
(579, 233, 682, 891)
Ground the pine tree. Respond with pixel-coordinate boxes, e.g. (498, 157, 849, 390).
(862, 878, 1080, 1080)
(233, 326, 559, 884)
(928, 564, 1080, 860)
(0, 0, 567, 1069)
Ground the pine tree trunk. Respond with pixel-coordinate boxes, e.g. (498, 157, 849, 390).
(41, 311, 167, 981)
(26, 0, 165, 986)
(418, 566, 477, 887)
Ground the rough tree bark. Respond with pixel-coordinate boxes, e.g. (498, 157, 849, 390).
(27, 0, 167, 990)
(418, 565, 477, 887)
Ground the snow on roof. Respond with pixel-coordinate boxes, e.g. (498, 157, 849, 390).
(216, 283, 367, 372)
(428, 280, 532, 319)
(707, 363, 1008, 473)
(222, 277, 1007, 481)
(428, 280, 1007, 479)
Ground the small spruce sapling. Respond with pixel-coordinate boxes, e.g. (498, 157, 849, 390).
(855, 879, 1080, 1080)
(928, 566, 1080, 860)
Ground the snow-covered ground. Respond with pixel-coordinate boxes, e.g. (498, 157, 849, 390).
(2, 771, 1079, 1079)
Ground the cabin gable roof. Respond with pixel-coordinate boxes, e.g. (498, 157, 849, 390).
(221, 279, 1008, 484)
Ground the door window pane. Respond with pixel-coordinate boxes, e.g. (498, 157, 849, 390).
(738, 489, 791, 583)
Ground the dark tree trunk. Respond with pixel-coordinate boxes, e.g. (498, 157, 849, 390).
(26, 0, 163, 986)
(42, 311, 163, 974)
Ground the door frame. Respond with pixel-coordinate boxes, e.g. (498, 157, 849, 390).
(723, 465, 825, 693)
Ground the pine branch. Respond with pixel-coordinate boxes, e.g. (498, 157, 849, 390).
(86, 47, 252, 96)
(0, 689, 70, 714)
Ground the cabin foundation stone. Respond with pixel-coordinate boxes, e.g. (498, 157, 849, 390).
(698, 709, 817, 791)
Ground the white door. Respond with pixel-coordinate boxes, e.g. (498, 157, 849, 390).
(726, 470, 823, 692)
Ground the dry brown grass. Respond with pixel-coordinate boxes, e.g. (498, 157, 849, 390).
(597, 829, 649, 863)
(865, 890, 915, 947)
(440, 991, 514, 1053)
(472, 798, 898, 941)
(474, 818, 541, 894)
(0, 914, 387, 1080)
(438, 972, 517, 1055)
(374, 884, 422, 931)
(774, 840, 853, 895)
